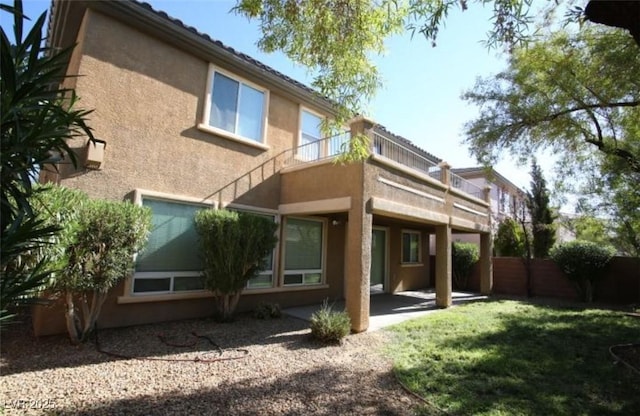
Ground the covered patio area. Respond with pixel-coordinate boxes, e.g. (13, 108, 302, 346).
(284, 290, 488, 331)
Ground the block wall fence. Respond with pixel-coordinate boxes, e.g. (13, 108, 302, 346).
(431, 256, 640, 304)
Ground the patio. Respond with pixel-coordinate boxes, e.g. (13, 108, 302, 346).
(284, 289, 488, 331)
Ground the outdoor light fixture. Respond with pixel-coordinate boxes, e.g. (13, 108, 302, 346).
(85, 138, 106, 170)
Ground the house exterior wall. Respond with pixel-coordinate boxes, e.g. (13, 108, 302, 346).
(53, 10, 307, 209)
(34, 1, 494, 335)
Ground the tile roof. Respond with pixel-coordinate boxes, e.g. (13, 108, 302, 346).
(133, 1, 328, 102)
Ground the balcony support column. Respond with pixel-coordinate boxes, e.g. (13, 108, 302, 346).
(435, 223, 452, 307)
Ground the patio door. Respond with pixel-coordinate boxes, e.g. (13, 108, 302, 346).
(370, 228, 387, 293)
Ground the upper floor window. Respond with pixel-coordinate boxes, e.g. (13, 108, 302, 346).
(204, 66, 268, 145)
(298, 108, 323, 160)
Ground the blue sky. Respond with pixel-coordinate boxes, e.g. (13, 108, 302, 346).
(11, 0, 547, 191)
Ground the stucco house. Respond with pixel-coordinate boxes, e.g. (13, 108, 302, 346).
(35, 0, 493, 335)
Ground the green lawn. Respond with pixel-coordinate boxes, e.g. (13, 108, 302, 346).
(385, 300, 640, 416)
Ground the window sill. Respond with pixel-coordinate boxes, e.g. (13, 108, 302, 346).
(118, 291, 214, 304)
(400, 263, 424, 268)
(197, 123, 269, 151)
(118, 284, 330, 304)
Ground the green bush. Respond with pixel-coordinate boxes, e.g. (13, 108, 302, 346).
(494, 218, 527, 257)
(550, 240, 615, 302)
(195, 209, 278, 321)
(35, 185, 151, 343)
(310, 300, 351, 344)
(452, 242, 479, 290)
(253, 302, 282, 319)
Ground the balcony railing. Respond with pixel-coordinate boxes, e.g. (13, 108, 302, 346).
(371, 132, 440, 176)
(449, 171, 484, 199)
(283, 132, 350, 167)
(284, 131, 485, 201)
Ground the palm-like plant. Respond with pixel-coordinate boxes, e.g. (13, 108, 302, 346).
(1, 0, 94, 323)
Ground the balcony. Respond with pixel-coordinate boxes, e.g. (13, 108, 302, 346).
(283, 131, 485, 202)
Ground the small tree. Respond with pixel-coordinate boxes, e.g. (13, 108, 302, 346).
(452, 242, 479, 290)
(36, 187, 151, 343)
(526, 160, 556, 258)
(494, 218, 527, 257)
(550, 240, 615, 303)
(195, 210, 278, 321)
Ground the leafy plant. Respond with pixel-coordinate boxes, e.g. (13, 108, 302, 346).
(494, 218, 527, 257)
(195, 209, 278, 321)
(0, 0, 94, 324)
(550, 240, 615, 302)
(452, 242, 479, 290)
(310, 300, 351, 344)
(35, 186, 151, 343)
(253, 302, 282, 320)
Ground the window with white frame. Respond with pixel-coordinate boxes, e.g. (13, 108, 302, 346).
(283, 217, 324, 286)
(133, 198, 208, 294)
(298, 109, 323, 160)
(401, 230, 421, 264)
(206, 68, 267, 143)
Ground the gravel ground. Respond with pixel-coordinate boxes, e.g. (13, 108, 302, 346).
(1, 315, 419, 415)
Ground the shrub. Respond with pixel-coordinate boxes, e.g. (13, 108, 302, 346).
(452, 242, 479, 290)
(195, 209, 278, 321)
(550, 240, 615, 302)
(310, 300, 351, 344)
(36, 186, 151, 343)
(494, 218, 527, 257)
(253, 302, 282, 319)
(0, 2, 93, 325)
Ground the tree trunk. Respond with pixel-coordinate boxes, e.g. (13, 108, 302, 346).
(64, 291, 81, 345)
(585, 280, 594, 303)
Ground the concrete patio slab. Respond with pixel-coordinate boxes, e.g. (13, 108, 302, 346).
(284, 289, 488, 331)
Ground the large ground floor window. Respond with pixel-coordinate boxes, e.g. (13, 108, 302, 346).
(133, 197, 208, 294)
(283, 217, 324, 286)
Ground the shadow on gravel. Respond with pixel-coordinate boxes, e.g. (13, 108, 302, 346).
(0, 315, 326, 376)
(50, 366, 414, 416)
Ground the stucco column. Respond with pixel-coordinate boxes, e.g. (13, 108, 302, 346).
(439, 161, 451, 186)
(345, 206, 373, 332)
(480, 232, 493, 295)
(435, 224, 452, 307)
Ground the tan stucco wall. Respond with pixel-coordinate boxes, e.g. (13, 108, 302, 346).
(57, 10, 315, 210)
(280, 162, 364, 205)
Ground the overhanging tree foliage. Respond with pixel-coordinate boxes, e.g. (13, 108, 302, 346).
(463, 27, 640, 173)
(0, 0, 93, 323)
(526, 160, 556, 258)
(233, 0, 538, 125)
(195, 209, 278, 321)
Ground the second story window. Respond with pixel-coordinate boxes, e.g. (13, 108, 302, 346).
(298, 108, 323, 160)
(205, 66, 268, 145)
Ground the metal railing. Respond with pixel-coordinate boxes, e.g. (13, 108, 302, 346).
(449, 171, 484, 199)
(283, 132, 350, 167)
(371, 132, 440, 176)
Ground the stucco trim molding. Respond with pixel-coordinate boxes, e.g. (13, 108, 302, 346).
(370, 197, 449, 225)
(377, 177, 445, 204)
(450, 216, 491, 233)
(279, 197, 352, 215)
(453, 202, 489, 217)
(132, 188, 218, 208)
(370, 155, 447, 190)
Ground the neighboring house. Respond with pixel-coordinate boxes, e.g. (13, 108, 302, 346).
(440, 167, 527, 249)
(35, 0, 493, 335)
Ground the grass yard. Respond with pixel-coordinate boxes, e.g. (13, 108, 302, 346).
(386, 300, 640, 416)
